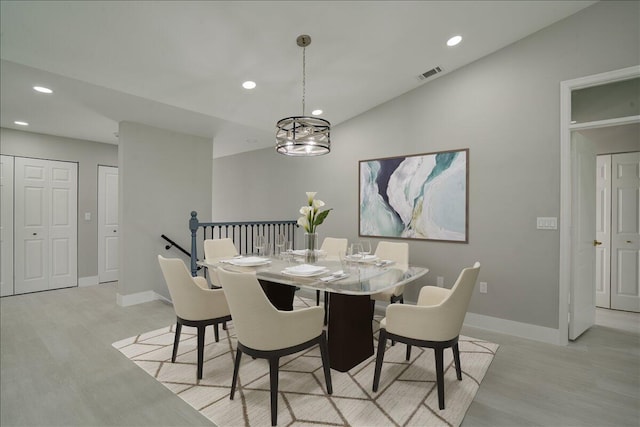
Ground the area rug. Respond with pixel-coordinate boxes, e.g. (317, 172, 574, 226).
(112, 296, 498, 426)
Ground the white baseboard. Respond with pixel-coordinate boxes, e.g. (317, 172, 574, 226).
(117, 290, 162, 307)
(464, 312, 562, 345)
(78, 276, 99, 287)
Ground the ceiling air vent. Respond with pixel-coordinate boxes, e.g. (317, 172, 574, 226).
(417, 66, 443, 81)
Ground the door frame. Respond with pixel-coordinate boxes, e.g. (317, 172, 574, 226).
(559, 65, 640, 345)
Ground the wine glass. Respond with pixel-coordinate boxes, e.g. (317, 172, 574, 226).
(359, 241, 371, 258)
(255, 235, 267, 256)
(275, 234, 286, 257)
(350, 243, 363, 260)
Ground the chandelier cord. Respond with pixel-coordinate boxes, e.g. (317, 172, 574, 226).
(302, 45, 306, 116)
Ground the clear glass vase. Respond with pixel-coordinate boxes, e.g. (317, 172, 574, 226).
(304, 232, 318, 264)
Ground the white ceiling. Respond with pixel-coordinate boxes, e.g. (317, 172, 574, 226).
(0, 1, 596, 158)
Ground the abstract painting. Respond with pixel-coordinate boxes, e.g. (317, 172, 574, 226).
(359, 148, 468, 242)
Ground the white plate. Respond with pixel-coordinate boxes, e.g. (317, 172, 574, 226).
(347, 254, 378, 262)
(291, 249, 327, 257)
(228, 256, 271, 267)
(282, 264, 329, 277)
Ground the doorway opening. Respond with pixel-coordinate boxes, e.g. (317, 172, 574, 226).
(560, 66, 640, 344)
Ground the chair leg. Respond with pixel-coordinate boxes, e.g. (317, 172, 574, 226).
(318, 331, 333, 394)
(372, 329, 388, 392)
(223, 321, 227, 331)
(213, 323, 220, 342)
(405, 344, 411, 361)
(316, 289, 320, 306)
(197, 325, 206, 380)
(230, 348, 242, 400)
(269, 357, 280, 426)
(171, 321, 182, 363)
(452, 342, 462, 380)
(434, 347, 445, 410)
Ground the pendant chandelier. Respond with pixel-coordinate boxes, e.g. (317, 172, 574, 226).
(276, 35, 331, 156)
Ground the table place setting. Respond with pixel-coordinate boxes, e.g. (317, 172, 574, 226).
(281, 263, 329, 277)
(319, 270, 349, 282)
(219, 255, 271, 267)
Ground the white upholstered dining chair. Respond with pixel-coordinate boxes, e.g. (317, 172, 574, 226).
(372, 262, 481, 410)
(217, 268, 333, 427)
(204, 238, 238, 287)
(157, 255, 231, 380)
(370, 241, 409, 306)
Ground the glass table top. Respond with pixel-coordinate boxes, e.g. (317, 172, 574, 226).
(204, 256, 428, 296)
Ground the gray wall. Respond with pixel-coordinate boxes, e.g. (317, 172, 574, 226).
(0, 127, 118, 279)
(212, 1, 640, 330)
(118, 122, 212, 300)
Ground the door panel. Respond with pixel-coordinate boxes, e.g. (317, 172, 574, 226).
(570, 133, 596, 340)
(1, 155, 14, 297)
(15, 158, 49, 294)
(15, 157, 77, 294)
(595, 155, 611, 308)
(48, 161, 77, 290)
(98, 166, 119, 283)
(611, 152, 640, 312)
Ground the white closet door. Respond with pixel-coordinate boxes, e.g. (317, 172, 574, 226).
(14, 158, 77, 294)
(48, 160, 77, 290)
(98, 166, 119, 283)
(0, 155, 14, 297)
(610, 152, 640, 312)
(595, 155, 611, 308)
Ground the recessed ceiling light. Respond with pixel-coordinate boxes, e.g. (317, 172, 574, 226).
(33, 86, 53, 94)
(311, 109, 323, 116)
(447, 35, 462, 47)
(14, 121, 29, 126)
(242, 81, 256, 89)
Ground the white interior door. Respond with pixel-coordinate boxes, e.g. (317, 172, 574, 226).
(570, 133, 597, 340)
(15, 158, 49, 294)
(14, 157, 77, 294)
(595, 155, 611, 308)
(610, 152, 640, 312)
(48, 160, 77, 289)
(98, 166, 119, 283)
(0, 155, 14, 297)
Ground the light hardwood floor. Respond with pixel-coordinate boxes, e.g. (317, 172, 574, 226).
(1, 283, 638, 426)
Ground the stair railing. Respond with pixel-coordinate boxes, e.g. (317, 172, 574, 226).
(189, 211, 298, 276)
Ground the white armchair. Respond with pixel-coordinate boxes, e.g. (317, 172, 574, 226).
(372, 262, 481, 410)
(217, 268, 332, 427)
(204, 238, 238, 287)
(370, 241, 409, 306)
(157, 255, 231, 380)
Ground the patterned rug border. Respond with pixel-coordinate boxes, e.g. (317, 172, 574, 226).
(113, 296, 498, 426)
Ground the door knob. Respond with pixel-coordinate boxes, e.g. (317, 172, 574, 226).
(32, 232, 37, 236)
(627, 240, 633, 243)
(593, 240, 602, 246)
(113, 230, 117, 233)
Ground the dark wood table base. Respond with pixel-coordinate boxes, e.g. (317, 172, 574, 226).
(258, 280, 296, 311)
(327, 293, 374, 372)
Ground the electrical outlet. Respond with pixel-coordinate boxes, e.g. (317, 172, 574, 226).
(479, 282, 487, 294)
(437, 276, 444, 287)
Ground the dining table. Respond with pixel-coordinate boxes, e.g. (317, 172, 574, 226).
(203, 253, 428, 372)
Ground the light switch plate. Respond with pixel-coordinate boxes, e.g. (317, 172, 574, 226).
(536, 217, 557, 230)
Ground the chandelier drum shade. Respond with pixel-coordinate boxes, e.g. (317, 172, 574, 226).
(276, 35, 331, 156)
